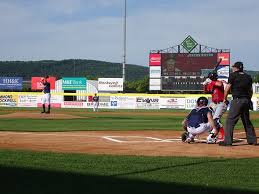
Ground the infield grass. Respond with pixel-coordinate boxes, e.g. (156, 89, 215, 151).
(0, 108, 259, 131)
(1, 149, 259, 194)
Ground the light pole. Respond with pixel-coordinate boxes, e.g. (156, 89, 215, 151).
(122, 0, 127, 86)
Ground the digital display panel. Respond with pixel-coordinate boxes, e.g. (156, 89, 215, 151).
(161, 53, 218, 76)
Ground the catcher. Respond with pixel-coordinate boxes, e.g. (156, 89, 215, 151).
(181, 97, 219, 144)
(202, 72, 228, 142)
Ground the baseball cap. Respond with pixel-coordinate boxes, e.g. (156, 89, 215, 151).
(232, 61, 244, 70)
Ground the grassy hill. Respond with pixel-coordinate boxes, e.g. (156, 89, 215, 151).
(0, 59, 149, 82)
(0, 60, 258, 82)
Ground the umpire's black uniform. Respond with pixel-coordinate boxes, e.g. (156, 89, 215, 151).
(220, 62, 257, 146)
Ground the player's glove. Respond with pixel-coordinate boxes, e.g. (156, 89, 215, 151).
(224, 100, 229, 106)
(202, 78, 212, 85)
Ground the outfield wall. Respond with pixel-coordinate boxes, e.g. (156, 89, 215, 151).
(0, 92, 259, 111)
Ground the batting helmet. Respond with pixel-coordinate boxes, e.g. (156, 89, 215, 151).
(197, 97, 208, 106)
(207, 72, 218, 81)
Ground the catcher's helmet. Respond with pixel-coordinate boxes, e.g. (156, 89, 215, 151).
(197, 97, 208, 106)
(208, 72, 218, 81)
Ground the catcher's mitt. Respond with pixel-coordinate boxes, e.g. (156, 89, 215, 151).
(181, 132, 189, 142)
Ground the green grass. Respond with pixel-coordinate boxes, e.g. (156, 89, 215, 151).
(0, 108, 259, 131)
(0, 149, 259, 194)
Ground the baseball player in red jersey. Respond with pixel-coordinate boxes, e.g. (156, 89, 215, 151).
(203, 72, 227, 142)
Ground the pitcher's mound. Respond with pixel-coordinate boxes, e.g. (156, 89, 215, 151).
(0, 112, 84, 119)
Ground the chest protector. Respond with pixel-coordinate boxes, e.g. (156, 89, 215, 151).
(187, 107, 210, 128)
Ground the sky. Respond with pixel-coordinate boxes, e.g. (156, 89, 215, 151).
(0, 0, 259, 70)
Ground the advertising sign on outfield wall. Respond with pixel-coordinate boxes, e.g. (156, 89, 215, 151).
(255, 97, 259, 111)
(136, 97, 160, 109)
(31, 77, 56, 90)
(110, 96, 136, 109)
(185, 97, 199, 109)
(62, 101, 87, 108)
(160, 97, 185, 109)
(150, 66, 161, 78)
(62, 77, 87, 90)
(37, 95, 63, 108)
(98, 78, 123, 91)
(0, 94, 18, 107)
(0, 77, 23, 90)
(18, 94, 38, 107)
(86, 102, 110, 109)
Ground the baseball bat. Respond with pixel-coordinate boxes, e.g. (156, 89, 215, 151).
(213, 58, 222, 72)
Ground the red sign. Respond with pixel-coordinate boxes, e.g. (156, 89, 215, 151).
(31, 77, 56, 90)
(217, 53, 230, 65)
(149, 53, 161, 66)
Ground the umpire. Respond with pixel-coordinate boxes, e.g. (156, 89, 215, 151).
(219, 62, 257, 146)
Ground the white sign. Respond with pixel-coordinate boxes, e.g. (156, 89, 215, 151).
(149, 79, 161, 91)
(62, 101, 87, 108)
(160, 97, 185, 109)
(185, 97, 199, 110)
(150, 66, 161, 78)
(98, 78, 123, 91)
(18, 94, 38, 107)
(136, 97, 160, 109)
(217, 66, 230, 78)
(110, 96, 136, 109)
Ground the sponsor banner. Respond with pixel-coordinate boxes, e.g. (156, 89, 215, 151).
(0, 77, 23, 90)
(217, 65, 230, 78)
(18, 94, 38, 107)
(62, 77, 87, 90)
(110, 96, 136, 109)
(62, 101, 87, 108)
(0, 94, 18, 107)
(150, 79, 161, 85)
(149, 53, 161, 66)
(98, 78, 123, 92)
(136, 97, 160, 109)
(150, 85, 161, 90)
(185, 97, 199, 110)
(37, 94, 63, 108)
(160, 97, 185, 109)
(149, 79, 161, 91)
(31, 77, 56, 90)
(150, 66, 161, 78)
(86, 102, 110, 109)
(88, 96, 110, 102)
(217, 52, 230, 65)
(256, 97, 259, 111)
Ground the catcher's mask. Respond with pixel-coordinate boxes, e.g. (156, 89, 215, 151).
(208, 72, 218, 81)
(197, 97, 208, 106)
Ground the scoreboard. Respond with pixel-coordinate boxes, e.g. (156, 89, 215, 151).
(161, 53, 217, 76)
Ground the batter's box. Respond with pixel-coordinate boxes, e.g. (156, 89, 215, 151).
(102, 136, 178, 143)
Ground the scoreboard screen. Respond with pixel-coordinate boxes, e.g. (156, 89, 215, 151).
(161, 76, 204, 91)
(161, 53, 218, 76)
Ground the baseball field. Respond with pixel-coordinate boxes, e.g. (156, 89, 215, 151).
(1, 107, 259, 194)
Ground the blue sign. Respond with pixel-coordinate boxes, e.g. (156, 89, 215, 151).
(111, 101, 118, 107)
(0, 77, 23, 90)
